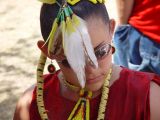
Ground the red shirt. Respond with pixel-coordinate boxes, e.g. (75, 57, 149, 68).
(29, 68, 160, 120)
(129, 0, 160, 43)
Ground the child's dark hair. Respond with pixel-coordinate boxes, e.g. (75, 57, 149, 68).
(40, 0, 110, 41)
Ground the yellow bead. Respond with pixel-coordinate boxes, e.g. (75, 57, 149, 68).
(80, 89, 85, 96)
(105, 80, 109, 86)
(67, 0, 81, 5)
(89, 0, 98, 4)
(97, 0, 106, 3)
(38, 0, 56, 4)
(97, 0, 103, 3)
(88, 91, 93, 98)
(106, 94, 108, 99)
(106, 87, 109, 94)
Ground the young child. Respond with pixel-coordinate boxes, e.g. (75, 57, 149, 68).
(13, 0, 160, 120)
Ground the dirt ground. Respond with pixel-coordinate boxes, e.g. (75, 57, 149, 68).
(0, 0, 117, 120)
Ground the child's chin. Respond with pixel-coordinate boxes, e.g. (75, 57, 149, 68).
(85, 82, 103, 92)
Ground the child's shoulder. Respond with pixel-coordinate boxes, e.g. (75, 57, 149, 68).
(13, 70, 60, 119)
(118, 67, 160, 93)
(121, 67, 160, 82)
(13, 84, 36, 120)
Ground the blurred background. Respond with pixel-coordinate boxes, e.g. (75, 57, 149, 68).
(0, 0, 117, 119)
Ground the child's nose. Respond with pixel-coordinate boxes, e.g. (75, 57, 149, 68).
(85, 62, 97, 74)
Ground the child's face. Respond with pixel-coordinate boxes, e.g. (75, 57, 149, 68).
(57, 18, 115, 92)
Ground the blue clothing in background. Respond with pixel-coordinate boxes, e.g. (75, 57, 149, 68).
(113, 25, 160, 75)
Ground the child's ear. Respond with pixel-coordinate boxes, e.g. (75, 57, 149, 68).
(109, 19, 116, 34)
(37, 40, 55, 59)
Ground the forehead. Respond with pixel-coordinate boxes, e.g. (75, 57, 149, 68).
(86, 18, 110, 47)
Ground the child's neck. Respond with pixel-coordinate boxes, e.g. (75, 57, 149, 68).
(58, 64, 122, 101)
(58, 72, 101, 101)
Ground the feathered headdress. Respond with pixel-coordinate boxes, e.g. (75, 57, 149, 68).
(40, 0, 103, 88)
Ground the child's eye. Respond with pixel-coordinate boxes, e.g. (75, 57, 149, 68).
(94, 44, 111, 60)
(95, 49, 107, 59)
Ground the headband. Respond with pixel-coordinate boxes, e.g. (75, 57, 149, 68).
(39, 0, 106, 5)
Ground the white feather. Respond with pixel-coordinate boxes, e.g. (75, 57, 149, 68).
(64, 22, 86, 88)
(72, 15, 98, 68)
(63, 15, 99, 88)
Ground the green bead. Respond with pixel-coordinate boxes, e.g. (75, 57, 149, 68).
(56, 10, 62, 21)
(60, 11, 65, 22)
(68, 6, 73, 15)
(67, 0, 80, 5)
(64, 7, 70, 17)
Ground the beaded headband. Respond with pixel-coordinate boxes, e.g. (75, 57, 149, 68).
(39, 0, 106, 5)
